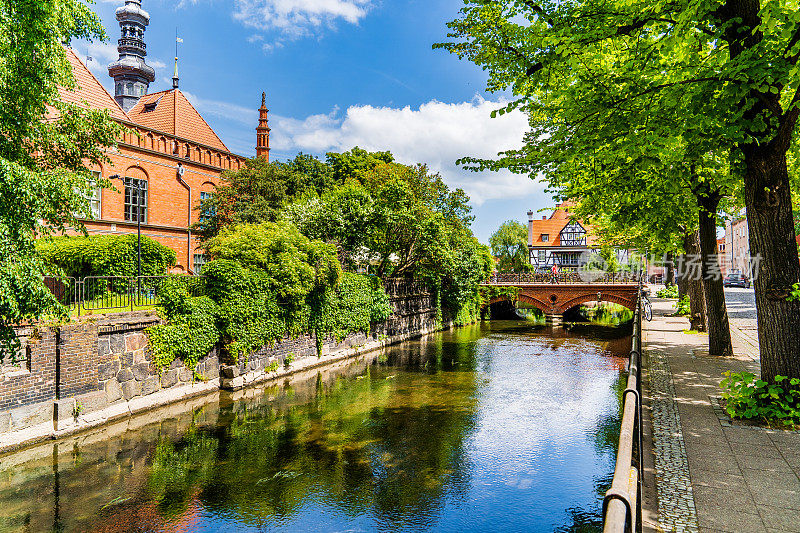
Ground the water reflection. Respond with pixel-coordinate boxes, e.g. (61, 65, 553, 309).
(0, 321, 627, 532)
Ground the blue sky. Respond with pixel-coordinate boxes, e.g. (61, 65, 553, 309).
(80, 0, 556, 242)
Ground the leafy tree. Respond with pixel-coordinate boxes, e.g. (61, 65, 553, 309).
(489, 220, 530, 272)
(0, 0, 122, 358)
(435, 0, 800, 368)
(326, 146, 394, 183)
(205, 222, 341, 303)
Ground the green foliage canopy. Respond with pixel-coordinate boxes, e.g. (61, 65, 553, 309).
(0, 0, 122, 357)
(36, 234, 176, 278)
(489, 220, 530, 272)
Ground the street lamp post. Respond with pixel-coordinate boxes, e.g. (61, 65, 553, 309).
(109, 175, 143, 303)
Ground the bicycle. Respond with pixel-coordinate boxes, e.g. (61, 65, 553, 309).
(641, 288, 653, 321)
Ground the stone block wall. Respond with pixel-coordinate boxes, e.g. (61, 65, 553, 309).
(0, 279, 441, 440)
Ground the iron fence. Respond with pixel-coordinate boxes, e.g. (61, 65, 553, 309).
(43, 275, 205, 315)
(602, 281, 643, 533)
(485, 271, 642, 285)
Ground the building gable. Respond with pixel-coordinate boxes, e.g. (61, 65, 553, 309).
(60, 49, 130, 122)
(128, 90, 229, 152)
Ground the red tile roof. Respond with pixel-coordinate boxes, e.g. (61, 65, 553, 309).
(61, 47, 232, 153)
(528, 202, 597, 247)
(60, 48, 130, 122)
(128, 89, 229, 151)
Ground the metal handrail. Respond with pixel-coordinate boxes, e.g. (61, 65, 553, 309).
(43, 275, 204, 316)
(483, 271, 642, 285)
(602, 279, 644, 533)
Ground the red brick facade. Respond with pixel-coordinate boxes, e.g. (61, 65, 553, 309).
(59, 49, 260, 273)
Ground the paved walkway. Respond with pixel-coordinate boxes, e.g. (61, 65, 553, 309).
(643, 297, 800, 533)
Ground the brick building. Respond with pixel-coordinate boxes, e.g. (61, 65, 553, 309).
(716, 237, 730, 278)
(57, 0, 270, 274)
(725, 217, 751, 276)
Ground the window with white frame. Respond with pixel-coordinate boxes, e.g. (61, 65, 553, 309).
(75, 171, 102, 219)
(124, 177, 147, 223)
(193, 254, 208, 275)
(199, 191, 214, 221)
(538, 250, 546, 263)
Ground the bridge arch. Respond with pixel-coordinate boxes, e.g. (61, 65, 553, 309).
(484, 293, 549, 314)
(557, 293, 635, 314)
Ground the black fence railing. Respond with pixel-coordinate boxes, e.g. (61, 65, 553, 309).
(602, 282, 644, 533)
(485, 271, 642, 284)
(43, 275, 205, 316)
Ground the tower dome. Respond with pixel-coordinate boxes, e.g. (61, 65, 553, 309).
(108, 0, 156, 112)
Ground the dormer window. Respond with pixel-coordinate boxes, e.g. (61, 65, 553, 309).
(541, 234, 549, 242)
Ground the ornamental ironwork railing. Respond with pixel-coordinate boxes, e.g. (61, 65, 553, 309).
(42, 275, 205, 316)
(484, 271, 642, 284)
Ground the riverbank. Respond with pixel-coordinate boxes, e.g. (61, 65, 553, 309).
(642, 297, 800, 533)
(0, 319, 445, 457)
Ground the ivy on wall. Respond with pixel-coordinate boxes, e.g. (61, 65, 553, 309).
(147, 223, 394, 369)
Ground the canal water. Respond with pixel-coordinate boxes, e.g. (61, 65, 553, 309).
(0, 320, 629, 532)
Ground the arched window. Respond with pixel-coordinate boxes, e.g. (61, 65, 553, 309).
(126, 82, 134, 95)
(123, 168, 148, 224)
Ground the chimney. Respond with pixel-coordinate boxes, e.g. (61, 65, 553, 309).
(527, 210, 534, 221)
(256, 92, 270, 160)
(542, 216, 547, 220)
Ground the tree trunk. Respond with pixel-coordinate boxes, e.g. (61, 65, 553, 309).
(718, 0, 800, 380)
(676, 254, 688, 299)
(681, 231, 707, 331)
(665, 252, 675, 286)
(697, 197, 733, 357)
(742, 148, 800, 381)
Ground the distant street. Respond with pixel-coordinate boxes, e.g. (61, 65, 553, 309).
(725, 287, 758, 337)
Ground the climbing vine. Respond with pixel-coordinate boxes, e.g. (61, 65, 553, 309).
(147, 223, 394, 368)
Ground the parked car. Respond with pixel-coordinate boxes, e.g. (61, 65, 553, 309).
(723, 272, 751, 288)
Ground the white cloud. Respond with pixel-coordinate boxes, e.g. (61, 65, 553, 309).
(74, 41, 118, 76)
(232, 0, 372, 48)
(176, 92, 539, 204)
(272, 97, 538, 205)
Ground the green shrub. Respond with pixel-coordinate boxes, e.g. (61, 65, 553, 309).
(37, 234, 176, 278)
(721, 371, 800, 428)
(789, 283, 800, 302)
(205, 221, 341, 303)
(315, 273, 392, 342)
(147, 296, 220, 370)
(203, 259, 288, 362)
(656, 284, 679, 299)
(674, 295, 690, 316)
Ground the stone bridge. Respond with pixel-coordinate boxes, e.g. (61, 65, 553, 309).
(482, 273, 640, 324)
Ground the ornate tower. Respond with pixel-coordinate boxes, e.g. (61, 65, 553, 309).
(256, 92, 271, 160)
(108, 0, 156, 112)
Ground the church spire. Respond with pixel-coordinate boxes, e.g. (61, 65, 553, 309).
(108, 0, 156, 112)
(256, 92, 271, 160)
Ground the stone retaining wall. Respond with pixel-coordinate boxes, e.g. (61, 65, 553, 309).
(0, 279, 442, 452)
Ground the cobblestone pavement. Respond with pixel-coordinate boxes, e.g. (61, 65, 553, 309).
(643, 299, 800, 533)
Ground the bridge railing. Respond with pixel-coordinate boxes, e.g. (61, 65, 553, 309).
(485, 271, 642, 284)
(602, 281, 643, 533)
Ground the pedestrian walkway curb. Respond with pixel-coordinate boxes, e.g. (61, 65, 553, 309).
(642, 298, 800, 533)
